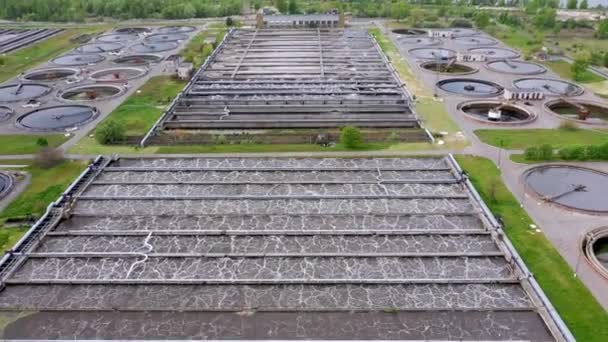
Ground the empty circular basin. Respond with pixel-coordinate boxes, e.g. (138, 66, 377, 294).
(583, 227, 608, 278)
(0, 172, 13, 198)
(130, 42, 178, 53)
(23, 68, 79, 82)
(453, 36, 497, 46)
(17, 105, 98, 131)
(59, 84, 124, 101)
(450, 28, 480, 37)
(90, 67, 147, 82)
(545, 99, 608, 125)
(514, 78, 583, 97)
(115, 27, 151, 34)
(157, 26, 196, 33)
(113, 54, 162, 65)
(437, 78, 503, 97)
(469, 47, 520, 60)
(408, 48, 456, 60)
(524, 165, 608, 214)
(398, 37, 440, 46)
(145, 33, 188, 43)
(97, 33, 139, 43)
(392, 28, 427, 36)
(52, 54, 105, 66)
(76, 42, 123, 53)
(486, 60, 547, 75)
(0, 83, 51, 102)
(0, 106, 13, 121)
(459, 100, 536, 124)
(420, 61, 477, 75)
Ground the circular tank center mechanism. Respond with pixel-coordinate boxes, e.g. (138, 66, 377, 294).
(0, 106, 13, 121)
(145, 33, 188, 43)
(486, 60, 547, 75)
(113, 54, 162, 65)
(514, 78, 583, 97)
(420, 61, 476, 74)
(59, 84, 123, 101)
(398, 37, 440, 46)
(0, 171, 13, 199)
(437, 78, 503, 97)
(115, 27, 151, 34)
(583, 227, 608, 278)
(23, 68, 79, 82)
(459, 100, 535, 124)
(453, 36, 497, 45)
(90, 67, 147, 82)
(392, 28, 427, 36)
(524, 165, 608, 214)
(546, 100, 608, 124)
(97, 33, 139, 43)
(52, 54, 104, 66)
(157, 26, 196, 33)
(130, 42, 178, 53)
(408, 48, 456, 60)
(17, 105, 98, 131)
(0, 83, 51, 102)
(469, 47, 520, 60)
(76, 42, 123, 53)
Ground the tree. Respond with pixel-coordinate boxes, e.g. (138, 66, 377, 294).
(567, 0, 578, 10)
(579, 0, 588, 9)
(474, 12, 490, 29)
(599, 20, 608, 39)
(276, 0, 288, 13)
(391, 1, 410, 20)
(95, 120, 126, 145)
(604, 52, 608, 68)
(534, 8, 556, 29)
(36, 137, 48, 147)
(340, 126, 363, 149)
(571, 58, 589, 82)
(288, 0, 298, 14)
(225, 16, 234, 27)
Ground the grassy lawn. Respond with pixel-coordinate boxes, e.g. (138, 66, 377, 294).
(485, 25, 543, 57)
(475, 128, 608, 149)
(456, 155, 608, 341)
(543, 60, 604, 84)
(0, 135, 69, 155)
(0, 160, 89, 221)
(94, 76, 186, 137)
(0, 226, 28, 253)
(0, 27, 107, 83)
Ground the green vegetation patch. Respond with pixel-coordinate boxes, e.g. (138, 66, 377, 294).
(455, 155, 608, 341)
(543, 60, 604, 84)
(475, 128, 608, 149)
(0, 135, 68, 155)
(0, 226, 28, 253)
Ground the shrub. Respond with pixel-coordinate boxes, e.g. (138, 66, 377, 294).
(600, 142, 608, 159)
(585, 145, 603, 160)
(539, 144, 554, 160)
(524, 146, 540, 160)
(450, 19, 472, 28)
(95, 120, 126, 145)
(36, 137, 48, 147)
(558, 145, 585, 160)
(340, 126, 363, 149)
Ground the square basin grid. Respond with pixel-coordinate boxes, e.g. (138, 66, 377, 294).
(0, 156, 558, 340)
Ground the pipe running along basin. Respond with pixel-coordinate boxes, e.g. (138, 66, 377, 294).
(420, 61, 477, 75)
(436, 78, 503, 97)
(89, 67, 147, 82)
(76, 42, 123, 54)
(145, 33, 189, 43)
(524, 165, 608, 214)
(59, 84, 124, 101)
(23, 68, 80, 82)
(468, 47, 520, 60)
(408, 48, 456, 60)
(0, 83, 51, 102)
(545, 99, 608, 124)
(130, 42, 178, 53)
(458, 100, 536, 124)
(514, 78, 584, 97)
(17, 105, 98, 131)
(52, 54, 104, 66)
(112, 54, 162, 65)
(485, 60, 547, 75)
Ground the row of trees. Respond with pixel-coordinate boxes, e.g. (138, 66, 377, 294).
(566, 0, 589, 10)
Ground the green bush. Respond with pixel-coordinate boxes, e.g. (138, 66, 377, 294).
(450, 19, 472, 28)
(340, 126, 363, 149)
(558, 145, 585, 160)
(36, 137, 48, 147)
(95, 120, 126, 145)
(538, 144, 554, 160)
(524, 146, 540, 160)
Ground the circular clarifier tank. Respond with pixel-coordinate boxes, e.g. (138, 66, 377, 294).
(145, 33, 188, 43)
(408, 48, 456, 60)
(97, 33, 139, 43)
(17, 105, 98, 131)
(0, 171, 13, 198)
(113, 54, 162, 65)
(420, 61, 477, 75)
(437, 78, 503, 97)
(458, 100, 536, 124)
(89, 67, 147, 82)
(524, 165, 608, 214)
(0, 83, 51, 102)
(514, 78, 583, 97)
(450, 28, 480, 37)
(398, 37, 440, 46)
(453, 36, 497, 46)
(583, 227, 608, 278)
(486, 60, 547, 75)
(59, 84, 124, 102)
(157, 26, 196, 33)
(392, 28, 427, 36)
(469, 47, 520, 60)
(130, 42, 178, 53)
(76, 42, 123, 53)
(52, 54, 104, 66)
(545, 99, 608, 125)
(23, 68, 79, 82)
(115, 27, 151, 34)
(0, 106, 13, 121)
